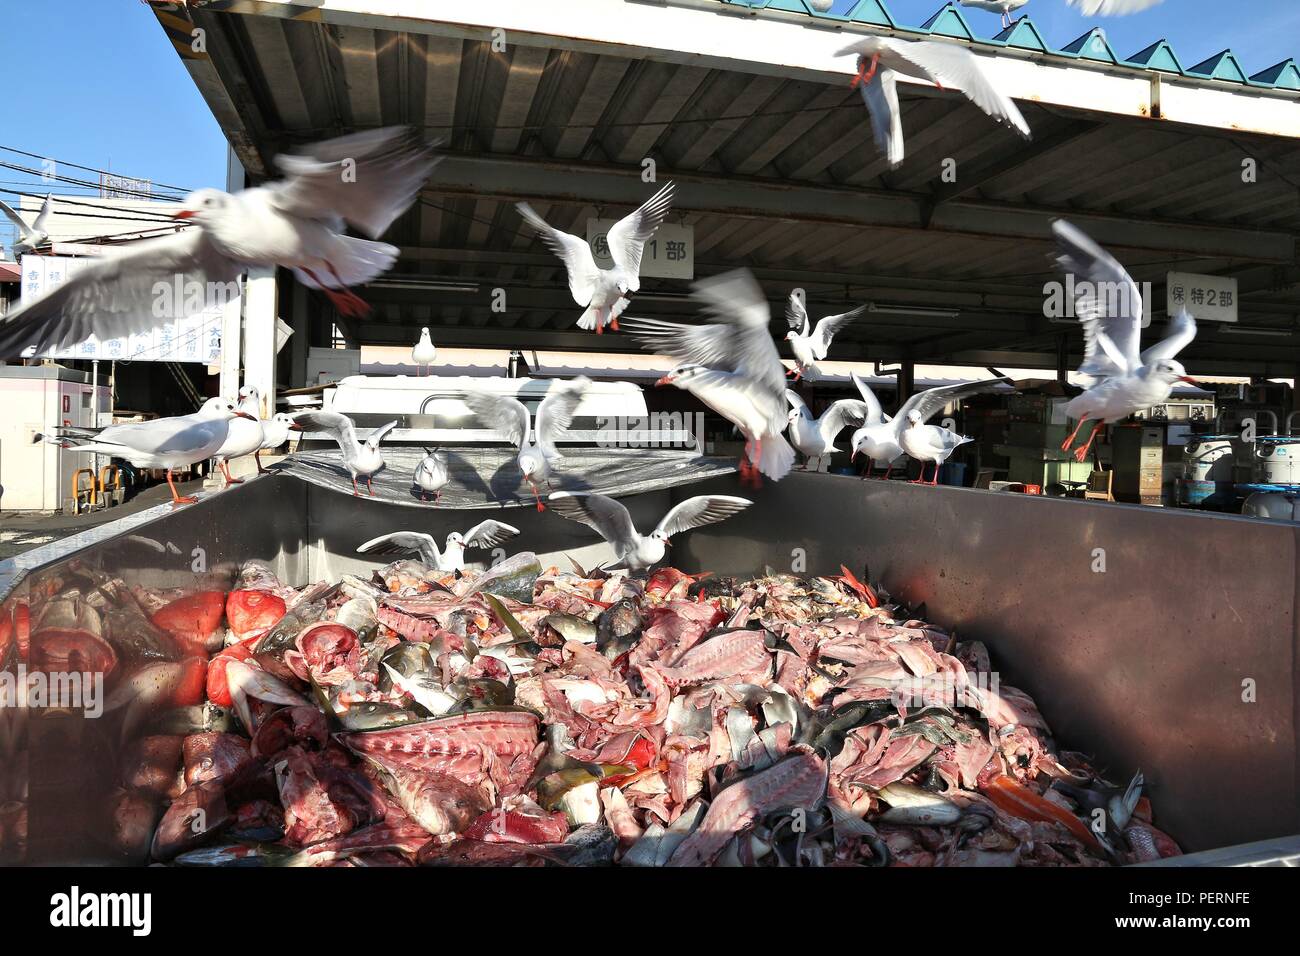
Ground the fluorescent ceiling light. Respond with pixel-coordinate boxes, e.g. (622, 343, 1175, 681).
(868, 302, 960, 318)
(367, 279, 481, 293)
(1221, 326, 1291, 338)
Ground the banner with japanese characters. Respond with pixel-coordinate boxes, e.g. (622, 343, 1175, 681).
(586, 219, 694, 280)
(1166, 271, 1238, 323)
(18, 254, 226, 362)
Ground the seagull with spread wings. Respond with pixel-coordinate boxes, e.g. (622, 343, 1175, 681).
(785, 391, 870, 463)
(0, 127, 439, 358)
(356, 520, 521, 573)
(837, 37, 1030, 169)
(784, 290, 865, 380)
(292, 410, 397, 496)
(463, 377, 592, 511)
(0, 193, 53, 259)
(1053, 220, 1200, 463)
(516, 182, 675, 334)
(548, 492, 752, 572)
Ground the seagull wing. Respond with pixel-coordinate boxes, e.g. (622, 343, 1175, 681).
(861, 69, 905, 169)
(461, 520, 522, 550)
(693, 268, 787, 397)
(1053, 219, 1142, 377)
(1068, 0, 1162, 15)
(517, 203, 600, 306)
(267, 127, 440, 239)
(0, 199, 31, 239)
(897, 380, 1005, 426)
(817, 399, 871, 446)
(1141, 308, 1197, 364)
(654, 495, 753, 539)
(547, 492, 638, 551)
(366, 420, 398, 449)
(356, 532, 441, 566)
(463, 392, 531, 450)
(535, 376, 591, 460)
(605, 182, 676, 289)
(32, 194, 53, 234)
(882, 39, 1031, 139)
(811, 306, 866, 355)
(785, 291, 811, 336)
(292, 410, 359, 449)
(0, 229, 240, 358)
(850, 371, 888, 426)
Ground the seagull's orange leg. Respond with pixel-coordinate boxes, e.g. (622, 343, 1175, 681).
(167, 469, 197, 505)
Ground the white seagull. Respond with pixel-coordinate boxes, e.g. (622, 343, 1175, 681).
(548, 492, 752, 572)
(292, 410, 398, 496)
(1053, 219, 1199, 463)
(256, 413, 303, 473)
(962, 0, 1161, 26)
(837, 37, 1031, 169)
(213, 385, 266, 486)
(517, 182, 676, 334)
(34, 397, 253, 505)
(356, 520, 521, 573)
(463, 377, 591, 511)
(413, 447, 449, 502)
(785, 391, 869, 463)
(959, 0, 1029, 28)
(0, 128, 439, 358)
(624, 269, 794, 484)
(899, 412, 972, 486)
(851, 375, 1006, 480)
(0, 193, 53, 259)
(784, 290, 865, 380)
(412, 327, 437, 374)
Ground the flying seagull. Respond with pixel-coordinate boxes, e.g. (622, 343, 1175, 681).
(784, 289, 865, 380)
(0, 193, 53, 258)
(517, 182, 676, 334)
(356, 520, 521, 573)
(292, 410, 397, 496)
(0, 127, 439, 358)
(548, 491, 752, 571)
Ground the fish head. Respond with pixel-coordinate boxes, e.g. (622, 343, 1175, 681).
(174, 188, 231, 224)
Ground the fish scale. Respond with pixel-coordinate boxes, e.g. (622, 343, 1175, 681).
(667, 751, 827, 867)
(657, 629, 770, 685)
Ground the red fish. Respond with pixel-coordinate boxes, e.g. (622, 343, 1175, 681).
(29, 627, 117, 677)
(836, 565, 879, 608)
(151, 591, 226, 657)
(462, 806, 569, 844)
(0, 603, 30, 661)
(225, 590, 286, 643)
(980, 774, 1104, 854)
(207, 643, 254, 708)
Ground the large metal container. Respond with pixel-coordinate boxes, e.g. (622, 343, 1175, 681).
(2, 472, 1299, 862)
(1254, 437, 1300, 485)
(1183, 436, 1236, 481)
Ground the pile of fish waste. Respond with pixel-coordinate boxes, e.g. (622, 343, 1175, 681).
(3, 554, 1183, 866)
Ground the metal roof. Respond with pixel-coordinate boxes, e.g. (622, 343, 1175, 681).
(151, 0, 1300, 377)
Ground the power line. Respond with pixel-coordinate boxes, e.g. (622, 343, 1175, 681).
(0, 160, 178, 204)
(0, 145, 196, 195)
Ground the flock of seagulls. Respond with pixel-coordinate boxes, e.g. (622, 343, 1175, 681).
(9, 3, 1203, 569)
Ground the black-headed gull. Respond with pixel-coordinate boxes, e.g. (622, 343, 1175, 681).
(851, 374, 1006, 480)
(1053, 219, 1199, 463)
(292, 410, 397, 496)
(356, 520, 520, 572)
(214, 385, 266, 486)
(463, 377, 591, 510)
(517, 182, 675, 334)
(0, 128, 438, 357)
(256, 413, 303, 473)
(961, 0, 1160, 29)
(0, 193, 52, 258)
(412, 327, 436, 374)
(35, 396, 254, 505)
(837, 37, 1031, 170)
(900, 412, 972, 485)
(785, 390, 869, 462)
(623, 269, 794, 485)
(784, 290, 865, 380)
(413, 447, 449, 502)
(548, 491, 752, 571)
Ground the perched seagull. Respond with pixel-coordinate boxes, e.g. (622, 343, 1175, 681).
(961, 0, 1159, 28)
(1053, 219, 1199, 463)
(851, 374, 1005, 480)
(837, 37, 1031, 169)
(256, 413, 303, 473)
(623, 269, 794, 484)
(0, 193, 53, 258)
(356, 520, 521, 573)
(784, 290, 865, 380)
(959, 0, 1029, 28)
(34, 397, 253, 505)
(213, 385, 266, 486)
(413, 447, 449, 502)
(785, 391, 869, 464)
(412, 327, 436, 374)
(293, 410, 398, 496)
(900, 412, 972, 486)
(463, 377, 591, 511)
(517, 182, 676, 334)
(0, 128, 439, 358)
(548, 491, 752, 572)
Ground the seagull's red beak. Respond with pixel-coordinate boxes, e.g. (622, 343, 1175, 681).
(288, 421, 304, 431)
(173, 209, 195, 220)
(1179, 376, 1202, 386)
(236, 411, 258, 421)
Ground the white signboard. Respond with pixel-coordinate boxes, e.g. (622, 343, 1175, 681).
(19, 254, 226, 363)
(1167, 271, 1238, 323)
(586, 219, 694, 280)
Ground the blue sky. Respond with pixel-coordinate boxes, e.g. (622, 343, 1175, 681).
(2, 0, 1298, 250)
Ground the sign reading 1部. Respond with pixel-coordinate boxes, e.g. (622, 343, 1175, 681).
(586, 219, 694, 280)
(1167, 271, 1238, 323)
